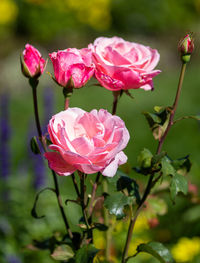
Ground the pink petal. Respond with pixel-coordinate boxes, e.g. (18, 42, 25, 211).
(95, 70, 124, 91)
(71, 137, 94, 155)
(101, 151, 128, 177)
(44, 152, 76, 176)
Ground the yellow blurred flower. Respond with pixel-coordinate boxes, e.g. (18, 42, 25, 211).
(66, 0, 111, 30)
(0, 0, 18, 25)
(134, 213, 149, 232)
(93, 229, 105, 250)
(171, 237, 200, 262)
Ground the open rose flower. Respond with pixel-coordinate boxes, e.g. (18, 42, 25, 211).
(49, 48, 94, 88)
(21, 44, 46, 78)
(90, 36, 161, 91)
(44, 108, 130, 177)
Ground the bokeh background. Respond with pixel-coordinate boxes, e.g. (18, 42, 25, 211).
(1, 0, 200, 262)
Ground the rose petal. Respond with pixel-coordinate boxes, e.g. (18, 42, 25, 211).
(44, 152, 76, 176)
(101, 151, 128, 177)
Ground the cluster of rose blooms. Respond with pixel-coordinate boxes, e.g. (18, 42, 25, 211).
(21, 37, 161, 178)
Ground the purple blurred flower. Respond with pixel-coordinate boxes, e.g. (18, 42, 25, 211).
(43, 86, 54, 135)
(0, 93, 11, 179)
(6, 255, 22, 263)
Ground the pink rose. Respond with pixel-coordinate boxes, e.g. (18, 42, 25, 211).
(21, 44, 46, 78)
(49, 48, 94, 88)
(44, 108, 130, 177)
(90, 37, 161, 91)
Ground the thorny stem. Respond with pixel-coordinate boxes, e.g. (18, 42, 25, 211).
(121, 62, 187, 263)
(30, 78, 73, 240)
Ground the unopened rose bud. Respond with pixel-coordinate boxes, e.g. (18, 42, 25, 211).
(178, 33, 194, 63)
(49, 48, 94, 89)
(21, 44, 46, 79)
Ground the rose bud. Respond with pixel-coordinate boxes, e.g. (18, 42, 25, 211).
(49, 48, 94, 89)
(178, 33, 194, 63)
(21, 44, 46, 79)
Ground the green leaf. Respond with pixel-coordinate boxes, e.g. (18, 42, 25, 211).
(136, 242, 174, 263)
(92, 223, 108, 231)
(30, 136, 41, 154)
(104, 192, 131, 219)
(143, 112, 162, 127)
(151, 151, 166, 166)
(75, 244, 99, 263)
(154, 106, 164, 113)
(51, 245, 74, 261)
(143, 108, 171, 140)
(161, 156, 175, 177)
(171, 155, 191, 174)
(31, 187, 56, 219)
(116, 172, 140, 204)
(170, 173, 188, 201)
(137, 148, 153, 169)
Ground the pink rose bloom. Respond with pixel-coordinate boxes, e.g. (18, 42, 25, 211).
(44, 108, 130, 177)
(90, 37, 161, 91)
(21, 44, 46, 78)
(49, 48, 94, 88)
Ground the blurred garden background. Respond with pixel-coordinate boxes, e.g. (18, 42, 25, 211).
(1, 0, 200, 262)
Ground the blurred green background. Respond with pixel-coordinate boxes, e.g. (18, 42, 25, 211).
(0, 0, 200, 262)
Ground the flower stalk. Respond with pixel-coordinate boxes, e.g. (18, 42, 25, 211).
(121, 61, 188, 263)
(30, 78, 73, 240)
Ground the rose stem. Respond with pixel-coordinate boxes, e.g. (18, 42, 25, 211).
(79, 172, 91, 241)
(71, 173, 81, 198)
(112, 91, 121, 115)
(121, 62, 187, 263)
(63, 86, 73, 110)
(30, 78, 73, 239)
(101, 91, 121, 261)
(88, 172, 101, 217)
(102, 178, 111, 261)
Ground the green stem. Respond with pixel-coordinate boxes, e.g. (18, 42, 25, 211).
(156, 62, 186, 154)
(112, 91, 121, 115)
(80, 173, 91, 241)
(88, 172, 101, 217)
(121, 62, 187, 263)
(71, 173, 81, 198)
(102, 178, 111, 261)
(30, 78, 73, 239)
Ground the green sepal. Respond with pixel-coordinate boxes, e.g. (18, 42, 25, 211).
(30, 136, 41, 155)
